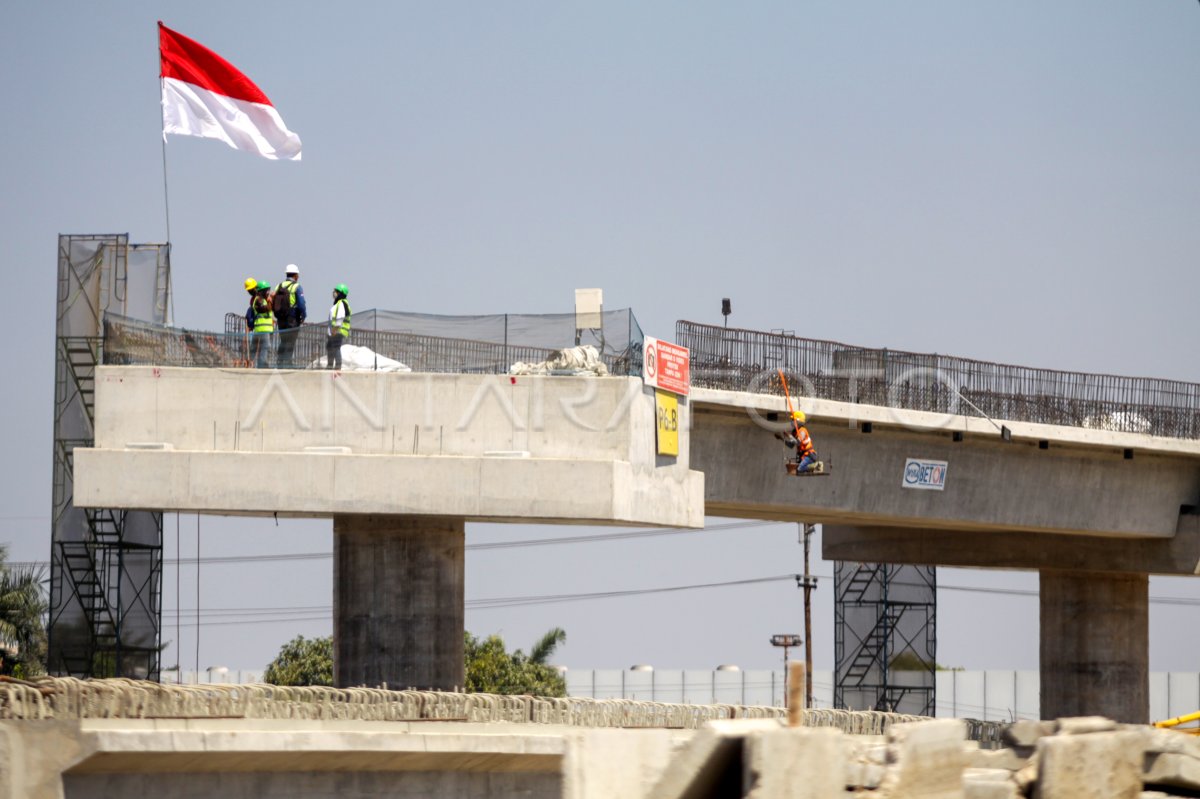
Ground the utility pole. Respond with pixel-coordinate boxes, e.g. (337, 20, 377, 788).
(797, 523, 817, 709)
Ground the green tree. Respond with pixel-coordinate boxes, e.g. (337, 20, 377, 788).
(260, 628, 569, 696)
(264, 635, 333, 686)
(465, 628, 567, 697)
(0, 545, 47, 678)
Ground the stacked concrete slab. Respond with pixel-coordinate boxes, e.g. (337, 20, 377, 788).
(8, 714, 1197, 798)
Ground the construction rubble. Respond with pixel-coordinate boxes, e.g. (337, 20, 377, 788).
(3, 677, 1199, 797)
(649, 714, 1200, 799)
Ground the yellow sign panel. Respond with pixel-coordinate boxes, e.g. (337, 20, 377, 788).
(655, 390, 679, 457)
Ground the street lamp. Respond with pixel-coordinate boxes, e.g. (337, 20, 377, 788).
(771, 633, 803, 704)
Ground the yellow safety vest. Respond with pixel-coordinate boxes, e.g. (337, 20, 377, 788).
(277, 279, 298, 308)
(252, 298, 274, 333)
(331, 298, 351, 336)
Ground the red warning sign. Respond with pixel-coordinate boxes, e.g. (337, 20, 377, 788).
(643, 336, 690, 396)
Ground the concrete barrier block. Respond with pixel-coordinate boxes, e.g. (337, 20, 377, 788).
(1142, 751, 1200, 794)
(1004, 719, 1056, 748)
(963, 768, 1019, 799)
(1034, 730, 1143, 799)
(743, 727, 845, 799)
(965, 745, 1028, 772)
(845, 760, 886, 791)
(1055, 716, 1118, 735)
(560, 728, 679, 799)
(1143, 728, 1200, 758)
(649, 719, 782, 799)
(877, 719, 966, 799)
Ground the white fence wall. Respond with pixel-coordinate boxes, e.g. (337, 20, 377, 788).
(565, 669, 836, 710)
(161, 668, 1200, 723)
(566, 669, 1200, 723)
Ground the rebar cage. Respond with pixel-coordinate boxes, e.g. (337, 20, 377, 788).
(676, 319, 1200, 440)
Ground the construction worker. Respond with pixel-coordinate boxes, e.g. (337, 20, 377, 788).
(242, 277, 259, 364)
(326, 283, 351, 370)
(776, 410, 819, 473)
(245, 279, 275, 368)
(273, 265, 307, 368)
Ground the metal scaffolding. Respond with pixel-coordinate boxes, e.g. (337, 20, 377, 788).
(834, 562, 936, 716)
(48, 234, 170, 679)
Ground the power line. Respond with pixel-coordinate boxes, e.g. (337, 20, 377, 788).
(7, 520, 785, 570)
(467, 520, 779, 550)
(155, 572, 1200, 630)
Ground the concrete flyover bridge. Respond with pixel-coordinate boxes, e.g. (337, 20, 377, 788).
(73, 313, 1200, 723)
(678, 320, 1200, 724)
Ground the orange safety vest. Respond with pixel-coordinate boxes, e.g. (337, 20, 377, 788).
(796, 426, 815, 456)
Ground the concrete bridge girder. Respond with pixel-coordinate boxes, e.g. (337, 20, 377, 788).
(690, 396, 1200, 539)
(74, 367, 704, 529)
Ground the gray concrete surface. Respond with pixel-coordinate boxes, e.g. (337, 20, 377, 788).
(334, 514, 465, 691)
(1040, 571, 1149, 724)
(0, 718, 569, 799)
(0, 717, 686, 799)
(691, 400, 1199, 538)
(822, 515, 1200, 576)
(74, 367, 704, 528)
(63, 771, 560, 799)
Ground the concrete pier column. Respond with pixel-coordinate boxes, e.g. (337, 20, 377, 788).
(334, 514, 465, 690)
(1039, 569, 1148, 723)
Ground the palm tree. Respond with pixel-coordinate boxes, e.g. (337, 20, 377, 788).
(528, 627, 566, 666)
(0, 545, 47, 678)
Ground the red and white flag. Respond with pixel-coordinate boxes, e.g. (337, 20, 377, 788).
(159, 22, 302, 161)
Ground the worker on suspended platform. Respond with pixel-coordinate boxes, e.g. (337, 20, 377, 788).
(776, 410, 823, 475)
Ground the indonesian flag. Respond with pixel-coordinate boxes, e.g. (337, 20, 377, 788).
(159, 22, 302, 161)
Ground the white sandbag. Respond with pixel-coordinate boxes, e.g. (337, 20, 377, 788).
(510, 345, 609, 376)
(309, 344, 412, 372)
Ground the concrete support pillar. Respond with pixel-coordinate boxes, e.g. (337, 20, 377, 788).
(1039, 569, 1148, 723)
(334, 514, 465, 690)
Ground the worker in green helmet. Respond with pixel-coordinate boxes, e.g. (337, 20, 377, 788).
(326, 283, 351, 370)
(244, 278, 275, 368)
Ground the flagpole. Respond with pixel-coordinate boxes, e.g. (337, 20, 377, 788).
(158, 29, 176, 325)
(160, 78, 172, 245)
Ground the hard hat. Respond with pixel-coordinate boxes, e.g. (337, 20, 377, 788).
(334, 283, 349, 296)
(244, 278, 258, 291)
(285, 264, 299, 276)
(256, 280, 271, 291)
(792, 410, 806, 424)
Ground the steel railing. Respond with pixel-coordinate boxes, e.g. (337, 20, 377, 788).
(677, 320, 1200, 440)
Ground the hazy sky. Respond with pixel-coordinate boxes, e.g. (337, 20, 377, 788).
(3, 2, 1199, 683)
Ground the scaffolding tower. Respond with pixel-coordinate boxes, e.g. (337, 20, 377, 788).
(48, 234, 171, 679)
(834, 562, 936, 716)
